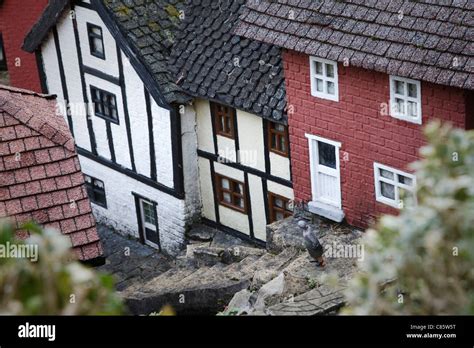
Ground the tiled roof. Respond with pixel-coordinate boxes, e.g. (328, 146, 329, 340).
(0, 85, 103, 261)
(101, 0, 192, 104)
(235, 0, 474, 90)
(169, 0, 287, 123)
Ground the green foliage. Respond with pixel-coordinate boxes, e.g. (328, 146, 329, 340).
(344, 122, 474, 315)
(0, 221, 123, 315)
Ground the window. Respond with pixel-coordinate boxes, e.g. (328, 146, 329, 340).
(216, 174, 247, 213)
(212, 102, 235, 138)
(309, 57, 338, 101)
(90, 86, 118, 123)
(389, 75, 422, 124)
(374, 163, 416, 209)
(87, 23, 105, 59)
(142, 200, 156, 226)
(268, 122, 289, 157)
(268, 192, 292, 223)
(84, 175, 107, 208)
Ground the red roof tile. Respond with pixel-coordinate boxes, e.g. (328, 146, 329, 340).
(0, 85, 103, 261)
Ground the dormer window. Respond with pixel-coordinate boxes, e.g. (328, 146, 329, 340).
(87, 23, 105, 59)
(389, 76, 422, 124)
(309, 57, 339, 102)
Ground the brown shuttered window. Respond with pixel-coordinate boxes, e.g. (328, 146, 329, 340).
(268, 192, 292, 223)
(211, 101, 235, 139)
(215, 173, 247, 213)
(268, 122, 289, 157)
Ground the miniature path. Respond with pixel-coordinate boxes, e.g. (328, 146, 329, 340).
(96, 224, 173, 292)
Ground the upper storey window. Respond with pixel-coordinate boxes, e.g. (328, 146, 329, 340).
(211, 102, 235, 139)
(87, 23, 105, 59)
(309, 57, 339, 102)
(389, 75, 422, 124)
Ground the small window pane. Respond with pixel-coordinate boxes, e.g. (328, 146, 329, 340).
(276, 212, 284, 221)
(395, 98, 405, 114)
(275, 124, 285, 132)
(318, 142, 336, 169)
(280, 136, 286, 152)
(326, 63, 334, 78)
(407, 83, 417, 97)
(398, 175, 413, 186)
(222, 178, 230, 190)
(316, 78, 324, 92)
(327, 81, 335, 95)
(381, 182, 395, 200)
(380, 169, 394, 180)
(223, 192, 231, 203)
(93, 38, 103, 54)
(315, 61, 323, 75)
(275, 198, 283, 208)
(407, 101, 417, 117)
(395, 80, 404, 95)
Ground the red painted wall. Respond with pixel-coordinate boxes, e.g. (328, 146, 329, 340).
(0, 0, 48, 91)
(283, 50, 470, 229)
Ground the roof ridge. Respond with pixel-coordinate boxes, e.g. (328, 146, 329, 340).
(0, 84, 57, 99)
(0, 90, 75, 152)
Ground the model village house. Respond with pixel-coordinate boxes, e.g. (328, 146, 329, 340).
(1, 0, 472, 254)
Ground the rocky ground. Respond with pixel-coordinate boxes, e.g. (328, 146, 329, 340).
(96, 214, 364, 316)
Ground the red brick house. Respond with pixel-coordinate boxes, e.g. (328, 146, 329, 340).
(236, 1, 473, 228)
(0, 84, 103, 263)
(0, 0, 48, 90)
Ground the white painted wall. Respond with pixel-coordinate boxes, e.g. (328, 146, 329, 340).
(79, 156, 187, 255)
(151, 99, 173, 188)
(181, 105, 202, 220)
(237, 110, 265, 170)
(75, 6, 120, 77)
(270, 152, 291, 181)
(247, 174, 266, 240)
(197, 157, 215, 221)
(54, 9, 92, 151)
(195, 99, 214, 153)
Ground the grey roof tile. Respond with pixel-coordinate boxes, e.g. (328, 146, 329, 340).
(237, 0, 473, 90)
(170, 0, 287, 123)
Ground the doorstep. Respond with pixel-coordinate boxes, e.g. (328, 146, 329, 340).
(308, 201, 345, 222)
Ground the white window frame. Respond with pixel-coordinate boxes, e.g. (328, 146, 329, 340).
(309, 57, 339, 102)
(374, 162, 416, 209)
(389, 75, 422, 124)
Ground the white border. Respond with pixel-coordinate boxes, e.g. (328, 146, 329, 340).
(389, 75, 422, 124)
(309, 56, 339, 102)
(373, 162, 416, 209)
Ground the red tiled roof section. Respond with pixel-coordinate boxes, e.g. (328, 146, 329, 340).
(0, 85, 103, 261)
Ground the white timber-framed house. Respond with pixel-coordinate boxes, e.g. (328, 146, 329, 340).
(23, 0, 293, 251)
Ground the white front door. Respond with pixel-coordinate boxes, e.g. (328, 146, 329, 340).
(306, 134, 344, 222)
(139, 198, 160, 249)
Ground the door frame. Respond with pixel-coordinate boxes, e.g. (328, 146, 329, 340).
(132, 192, 161, 251)
(306, 133, 342, 209)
